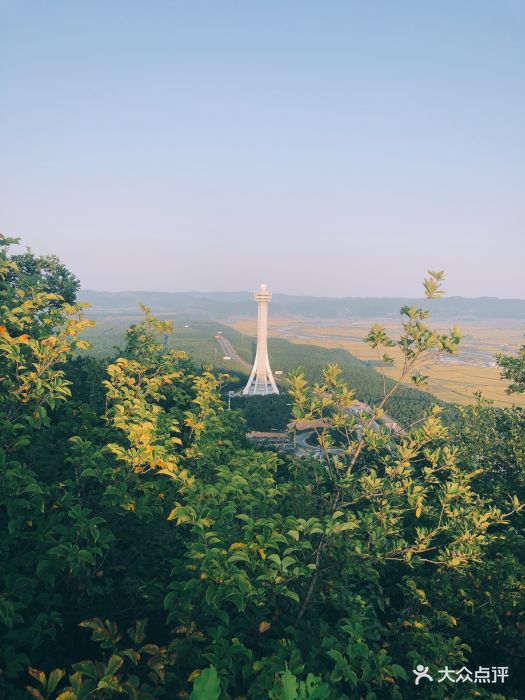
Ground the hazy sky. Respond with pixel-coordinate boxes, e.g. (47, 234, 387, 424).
(1, 1, 524, 298)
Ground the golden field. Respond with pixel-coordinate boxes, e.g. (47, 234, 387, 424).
(223, 317, 525, 408)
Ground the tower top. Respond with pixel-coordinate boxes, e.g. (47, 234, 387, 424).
(255, 283, 272, 302)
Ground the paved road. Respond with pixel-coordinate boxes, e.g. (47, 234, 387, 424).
(216, 335, 251, 370)
(295, 430, 345, 456)
(295, 430, 320, 452)
(294, 402, 404, 457)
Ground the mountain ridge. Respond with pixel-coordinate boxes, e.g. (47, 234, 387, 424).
(79, 290, 525, 321)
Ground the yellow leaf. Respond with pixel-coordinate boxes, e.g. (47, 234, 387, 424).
(259, 621, 271, 633)
(415, 505, 422, 518)
(258, 548, 266, 560)
(450, 615, 457, 626)
(176, 514, 192, 524)
(28, 668, 46, 685)
(229, 543, 245, 551)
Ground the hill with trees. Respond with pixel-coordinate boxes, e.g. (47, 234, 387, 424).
(1, 239, 525, 699)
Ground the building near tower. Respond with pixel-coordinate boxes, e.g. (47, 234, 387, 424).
(243, 283, 279, 396)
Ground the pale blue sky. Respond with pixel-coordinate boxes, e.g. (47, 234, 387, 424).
(1, 1, 524, 297)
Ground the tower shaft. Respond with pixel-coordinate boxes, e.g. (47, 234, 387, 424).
(243, 284, 279, 396)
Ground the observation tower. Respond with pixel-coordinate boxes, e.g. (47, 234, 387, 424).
(242, 283, 279, 396)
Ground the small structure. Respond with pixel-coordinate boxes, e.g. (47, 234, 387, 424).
(246, 430, 292, 453)
(243, 284, 279, 396)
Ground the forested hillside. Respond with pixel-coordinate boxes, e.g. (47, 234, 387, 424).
(2, 239, 525, 699)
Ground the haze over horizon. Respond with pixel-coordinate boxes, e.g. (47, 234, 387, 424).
(1, 2, 524, 298)
(79, 286, 525, 303)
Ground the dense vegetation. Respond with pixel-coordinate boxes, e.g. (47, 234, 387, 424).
(1, 239, 525, 699)
(84, 318, 437, 427)
(232, 395, 292, 432)
(498, 340, 525, 395)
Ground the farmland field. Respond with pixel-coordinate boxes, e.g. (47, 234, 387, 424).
(223, 317, 525, 408)
(81, 308, 525, 409)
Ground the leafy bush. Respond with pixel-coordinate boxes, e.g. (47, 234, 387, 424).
(1, 238, 524, 699)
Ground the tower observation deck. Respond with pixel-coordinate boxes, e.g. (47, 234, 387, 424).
(242, 284, 279, 396)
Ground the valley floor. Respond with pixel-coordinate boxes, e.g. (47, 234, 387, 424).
(223, 317, 525, 408)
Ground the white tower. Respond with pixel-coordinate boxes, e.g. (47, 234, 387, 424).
(243, 283, 279, 396)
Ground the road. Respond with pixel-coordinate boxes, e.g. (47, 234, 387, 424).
(295, 430, 345, 456)
(215, 335, 251, 370)
(294, 401, 404, 457)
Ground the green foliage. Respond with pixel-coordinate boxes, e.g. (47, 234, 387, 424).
(270, 670, 330, 699)
(364, 272, 462, 394)
(498, 338, 525, 394)
(2, 239, 524, 699)
(6, 246, 80, 306)
(233, 393, 292, 431)
(190, 666, 221, 700)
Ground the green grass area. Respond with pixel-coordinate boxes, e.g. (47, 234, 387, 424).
(83, 316, 238, 364)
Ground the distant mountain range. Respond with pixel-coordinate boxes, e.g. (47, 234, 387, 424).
(79, 290, 525, 322)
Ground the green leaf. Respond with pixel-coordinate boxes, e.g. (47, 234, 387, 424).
(278, 669, 298, 700)
(190, 666, 221, 700)
(47, 669, 65, 694)
(77, 550, 95, 565)
(105, 655, 123, 677)
(282, 589, 300, 603)
(72, 661, 98, 680)
(281, 556, 296, 569)
(389, 664, 407, 680)
(345, 669, 358, 687)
